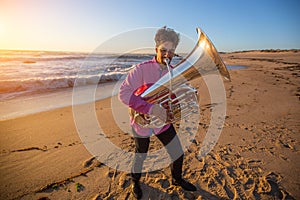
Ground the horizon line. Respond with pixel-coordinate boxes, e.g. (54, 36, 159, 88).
(1, 48, 299, 54)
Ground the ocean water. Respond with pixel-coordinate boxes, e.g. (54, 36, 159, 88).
(0, 50, 241, 120)
(0, 50, 157, 120)
(0, 50, 156, 100)
(0, 50, 186, 120)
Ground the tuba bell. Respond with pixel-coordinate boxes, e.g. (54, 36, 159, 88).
(130, 27, 230, 128)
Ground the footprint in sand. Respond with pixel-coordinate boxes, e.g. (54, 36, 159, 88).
(82, 156, 102, 168)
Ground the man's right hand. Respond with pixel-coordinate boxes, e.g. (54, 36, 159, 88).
(150, 104, 167, 122)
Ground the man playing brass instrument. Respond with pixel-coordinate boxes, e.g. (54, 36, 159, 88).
(118, 26, 196, 199)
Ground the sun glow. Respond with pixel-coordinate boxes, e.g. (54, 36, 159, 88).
(0, 20, 8, 44)
(0, 23, 4, 36)
(0, 22, 10, 50)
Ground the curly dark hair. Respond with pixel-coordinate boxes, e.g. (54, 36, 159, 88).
(154, 26, 180, 48)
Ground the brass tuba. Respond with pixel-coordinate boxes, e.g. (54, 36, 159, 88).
(130, 27, 230, 128)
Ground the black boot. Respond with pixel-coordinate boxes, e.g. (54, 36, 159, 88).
(131, 181, 142, 199)
(172, 178, 197, 191)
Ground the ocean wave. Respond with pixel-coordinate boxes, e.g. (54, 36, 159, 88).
(0, 72, 127, 100)
(0, 51, 163, 100)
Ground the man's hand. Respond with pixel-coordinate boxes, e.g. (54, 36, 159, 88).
(150, 104, 167, 122)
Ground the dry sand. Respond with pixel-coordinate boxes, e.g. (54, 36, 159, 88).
(0, 50, 299, 199)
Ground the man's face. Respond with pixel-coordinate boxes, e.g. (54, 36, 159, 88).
(155, 41, 176, 65)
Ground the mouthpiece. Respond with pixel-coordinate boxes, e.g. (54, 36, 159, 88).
(164, 58, 170, 65)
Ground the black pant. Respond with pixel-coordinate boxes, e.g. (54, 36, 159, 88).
(131, 125, 184, 182)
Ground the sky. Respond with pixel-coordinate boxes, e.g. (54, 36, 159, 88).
(0, 0, 299, 53)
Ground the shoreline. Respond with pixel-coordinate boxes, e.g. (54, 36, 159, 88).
(0, 64, 246, 122)
(0, 50, 299, 199)
(2, 49, 298, 121)
(0, 81, 120, 121)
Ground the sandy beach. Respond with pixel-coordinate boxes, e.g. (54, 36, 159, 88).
(0, 50, 299, 199)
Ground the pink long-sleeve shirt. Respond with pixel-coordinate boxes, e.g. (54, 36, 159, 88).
(118, 57, 172, 136)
